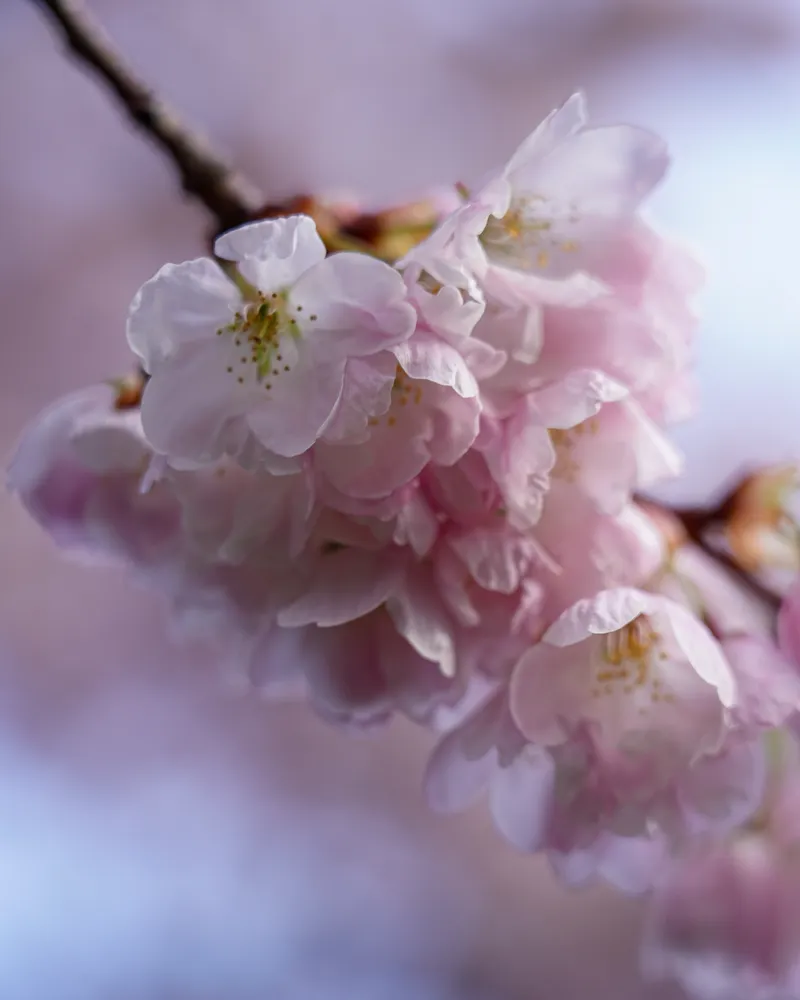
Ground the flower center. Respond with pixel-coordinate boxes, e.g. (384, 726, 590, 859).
(367, 366, 424, 429)
(216, 292, 318, 391)
(481, 197, 580, 271)
(549, 420, 599, 483)
(591, 615, 674, 709)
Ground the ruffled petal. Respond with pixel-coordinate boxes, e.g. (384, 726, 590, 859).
(663, 599, 736, 708)
(139, 339, 245, 466)
(127, 258, 238, 370)
(277, 548, 404, 628)
(292, 252, 415, 357)
(245, 354, 346, 458)
(214, 215, 326, 292)
(387, 566, 456, 677)
(543, 588, 649, 646)
(393, 331, 478, 399)
(490, 746, 555, 852)
(510, 122, 668, 218)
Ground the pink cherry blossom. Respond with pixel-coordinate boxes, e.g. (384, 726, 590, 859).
(532, 488, 665, 619)
(249, 610, 467, 729)
(645, 838, 800, 1000)
(510, 588, 735, 759)
(128, 215, 415, 466)
(275, 543, 457, 679)
(644, 743, 800, 1000)
(7, 385, 180, 567)
(314, 361, 480, 500)
(402, 92, 668, 292)
(547, 398, 682, 513)
(424, 691, 667, 891)
(9, 84, 753, 913)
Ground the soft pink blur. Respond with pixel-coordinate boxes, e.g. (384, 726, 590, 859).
(1, 1, 799, 997)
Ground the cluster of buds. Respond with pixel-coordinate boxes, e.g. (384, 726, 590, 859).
(10, 93, 800, 1000)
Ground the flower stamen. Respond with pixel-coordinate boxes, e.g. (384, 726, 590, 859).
(481, 196, 581, 271)
(217, 291, 298, 390)
(594, 616, 673, 707)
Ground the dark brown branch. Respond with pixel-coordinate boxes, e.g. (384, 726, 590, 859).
(674, 511, 782, 613)
(30, 0, 262, 232)
(639, 492, 783, 614)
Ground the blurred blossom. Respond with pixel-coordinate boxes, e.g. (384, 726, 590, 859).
(0, 652, 485, 1000)
(643, 736, 800, 1000)
(725, 466, 800, 584)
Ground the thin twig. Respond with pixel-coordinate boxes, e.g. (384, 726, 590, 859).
(30, 0, 262, 232)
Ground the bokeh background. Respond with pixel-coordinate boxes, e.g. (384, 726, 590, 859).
(1, 1, 800, 997)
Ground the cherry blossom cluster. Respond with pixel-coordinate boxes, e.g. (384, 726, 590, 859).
(10, 93, 800, 999)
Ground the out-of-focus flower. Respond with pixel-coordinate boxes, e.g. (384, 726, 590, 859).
(7, 385, 180, 567)
(424, 581, 800, 888)
(643, 737, 800, 1000)
(725, 465, 800, 577)
(509, 588, 735, 763)
(779, 575, 800, 671)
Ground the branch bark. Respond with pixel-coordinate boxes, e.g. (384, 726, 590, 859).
(30, 0, 262, 232)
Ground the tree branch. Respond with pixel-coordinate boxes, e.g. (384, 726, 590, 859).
(674, 509, 782, 613)
(30, 0, 262, 232)
(640, 494, 784, 614)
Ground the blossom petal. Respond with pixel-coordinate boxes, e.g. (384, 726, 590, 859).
(7, 390, 101, 498)
(315, 404, 432, 500)
(425, 724, 497, 814)
(449, 528, 553, 594)
(412, 280, 485, 340)
(393, 490, 438, 557)
(509, 643, 581, 744)
(663, 600, 736, 707)
(7, 385, 179, 563)
(127, 258, 238, 370)
(512, 122, 669, 217)
(483, 263, 607, 310)
(779, 579, 800, 669)
(387, 567, 456, 677)
(503, 92, 586, 179)
(490, 746, 555, 852)
(724, 634, 800, 730)
(428, 391, 481, 466)
(625, 400, 683, 485)
(245, 354, 346, 458)
(678, 740, 766, 834)
(292, 253, 415, 356)
(277, 548, 404, 628)
(214, 215, 325, 292)
(71, 410, 150, 473)
(543, 588, 649, 646)
(139, 340, 244, 465)
(530, 368, 628, 429)
(393, 331, 478, 398)
(322, 354, 397, 445)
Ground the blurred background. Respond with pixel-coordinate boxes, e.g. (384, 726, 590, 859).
(1, 0, 800, 996)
